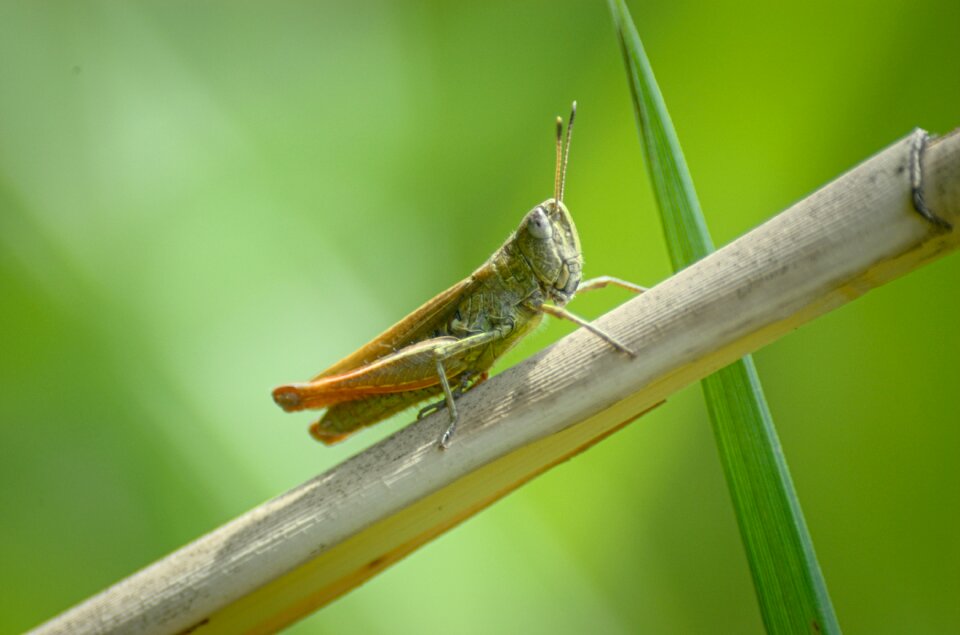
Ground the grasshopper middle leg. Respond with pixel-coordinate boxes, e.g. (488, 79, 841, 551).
(419, 328, 508, 450)
(417, 372, 481, 420)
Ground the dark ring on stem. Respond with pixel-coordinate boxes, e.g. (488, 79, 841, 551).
(910, 130, 953, 230)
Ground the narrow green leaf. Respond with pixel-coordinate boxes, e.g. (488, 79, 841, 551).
(608, 1, 841, 633)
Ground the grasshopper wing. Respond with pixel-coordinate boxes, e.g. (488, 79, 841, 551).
(273, 336, 470, 411)
(312, 272, 486, 379)
(274, 264, 497, 444)
(276, 333, 488, 445)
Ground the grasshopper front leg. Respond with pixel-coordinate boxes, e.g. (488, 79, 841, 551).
(541, 276, 647, 356)
(576, 276, 648, 295)
(540, 304, 635, 356)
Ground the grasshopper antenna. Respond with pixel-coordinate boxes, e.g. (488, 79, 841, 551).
(558, 100, 576, 203)
(554, 115, 564, 203)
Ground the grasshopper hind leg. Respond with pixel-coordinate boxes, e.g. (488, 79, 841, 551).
(309, 422, 351, 446)
(311, 387, 442, 446)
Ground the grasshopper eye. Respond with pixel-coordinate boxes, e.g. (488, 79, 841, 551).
(526, 207, 553, 240)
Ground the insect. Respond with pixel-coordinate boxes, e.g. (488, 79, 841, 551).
(273, 102, 645, 449)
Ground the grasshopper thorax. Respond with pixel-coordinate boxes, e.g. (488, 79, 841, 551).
(516, 197, 583, 306)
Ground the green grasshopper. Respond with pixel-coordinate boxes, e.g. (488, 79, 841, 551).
(273, 103, 644, 449)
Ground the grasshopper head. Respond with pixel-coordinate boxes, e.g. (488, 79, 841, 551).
(515, 102, 582, 306)
(517, 198, 583, 306)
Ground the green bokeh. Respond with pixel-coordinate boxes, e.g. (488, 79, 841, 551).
(1, 2, 957, 633)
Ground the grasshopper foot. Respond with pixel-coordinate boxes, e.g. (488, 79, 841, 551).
(439, 413, 460, 451)
(419, 397, 460, 450)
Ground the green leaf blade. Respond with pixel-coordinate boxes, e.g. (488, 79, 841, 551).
(610, 2, 714, 268)
(608, 1, 841, 633)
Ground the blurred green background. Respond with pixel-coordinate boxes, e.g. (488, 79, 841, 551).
(2, 1, 958, 633)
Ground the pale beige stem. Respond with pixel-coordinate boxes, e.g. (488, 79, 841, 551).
(30, 129, 960, 635)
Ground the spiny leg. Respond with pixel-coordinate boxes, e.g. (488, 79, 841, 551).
(577, 275, 648, 295)
(540, 303, 635, 357)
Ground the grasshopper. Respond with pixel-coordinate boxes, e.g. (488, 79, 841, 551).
(273, 102, 644, 449)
